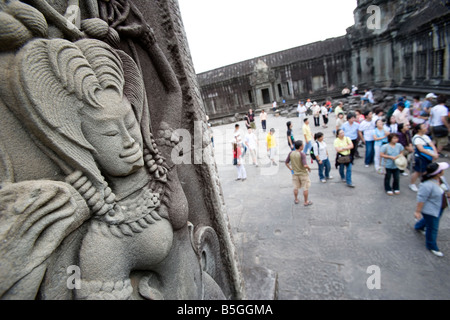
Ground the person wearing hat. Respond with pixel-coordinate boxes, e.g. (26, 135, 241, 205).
(392, 101, 410, 126)
(386, 97, 405, 121)
(380, 133, 405, 195)
(422, 93, 437, 112)
(414, 93, 436, 128)
(414, 162, 450, 257)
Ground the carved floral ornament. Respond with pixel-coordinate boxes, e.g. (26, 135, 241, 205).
(0, 0, 231, 300)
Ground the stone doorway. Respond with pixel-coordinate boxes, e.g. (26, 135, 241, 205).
(262, 88, 271, 104)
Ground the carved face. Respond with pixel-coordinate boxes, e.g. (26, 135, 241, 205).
(81, 89, 144, 177)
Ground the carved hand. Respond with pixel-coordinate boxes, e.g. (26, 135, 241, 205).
(0, 180, 90, 298)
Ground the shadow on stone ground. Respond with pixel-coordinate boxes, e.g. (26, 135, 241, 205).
(212, 112, 450, 300)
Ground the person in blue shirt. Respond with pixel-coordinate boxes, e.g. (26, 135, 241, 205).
(360, 89, 374, 106)
(358, 111, 376, 167)
(373, 119, 389, 174)
(341, 112, 360, 159)
(414, 162, 450, 257)
(403, 96, 411, 109)
(380, 133, 404, 195)
(422, 93, 437, 113)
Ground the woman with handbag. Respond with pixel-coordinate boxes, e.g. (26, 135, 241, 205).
(334, 129, 355, 188)
(414, 162, 450, 257)
(380, 133, 404, 195)
(409, 123, 438, 192)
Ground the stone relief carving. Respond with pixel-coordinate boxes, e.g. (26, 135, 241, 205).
(0, 0, 241, 300)
(250, 59, 276, 86)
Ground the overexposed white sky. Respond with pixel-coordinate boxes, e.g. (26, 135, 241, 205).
(178, 0, 357, 73)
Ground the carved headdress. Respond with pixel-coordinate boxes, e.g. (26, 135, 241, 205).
(5, 37, 164, 220)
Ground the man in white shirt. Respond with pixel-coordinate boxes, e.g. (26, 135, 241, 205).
(305, 99, 313, 110)
(233, 123, 246, 156)
(392, 102, 410, 125)
(320, 103, 329, 128)
(358, 111, 376, 167)
(429, 95, 450, 156)
(297, 101, 307, 128)
(360, 89, 374, 106)
(312, 102, 321, 127)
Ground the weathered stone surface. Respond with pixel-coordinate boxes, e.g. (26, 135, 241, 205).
(243, 267, 278, 300)
(0, 0, 243, 300)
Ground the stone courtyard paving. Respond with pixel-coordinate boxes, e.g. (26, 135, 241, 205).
(211, 110, 450, 300)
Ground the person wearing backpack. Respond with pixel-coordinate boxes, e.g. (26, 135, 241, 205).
(312, 132, 333, 183)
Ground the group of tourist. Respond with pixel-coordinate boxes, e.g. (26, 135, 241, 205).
(230, 92, 450, 257)
(288, 93, 449, 257)
(297, 99, 331, 128)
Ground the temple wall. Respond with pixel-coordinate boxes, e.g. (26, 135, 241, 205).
(198, 0, 450, 119)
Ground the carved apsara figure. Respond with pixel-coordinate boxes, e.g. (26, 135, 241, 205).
(0, 0, 230, 300)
